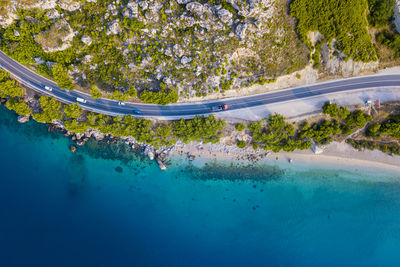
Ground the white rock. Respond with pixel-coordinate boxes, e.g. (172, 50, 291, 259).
(217, 9, 232, 24)
(177, 0, 191, 4)
(81, 35, 93, 45)
(83, 55, 93, 64)
(127, 1, 139, 17)
(173, 44, 185, 57)
(17, 115, 30, 123)
(33, 57, 45, 64)
(46, 9, 60, 19)
(46, 61, 57, 68)
(235, 22, 247, 40)
(186, 2, 206, 16)
(107, 20, 122, 35)
(181, 56, 192, 64)
(138, 1, 148, 10)
(59, 0, 81, 12)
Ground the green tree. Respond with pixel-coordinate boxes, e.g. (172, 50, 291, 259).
(90, 86, 103, 99)
(237, 140, 246, 148)
(33, 96, 63, 123)
(64, 103, 83, 119)
(367, 0, 395, 27)
(139, 89, 178, 105)
(5, 98, 31, 115)
(52, 65, 74, 90)
(0, 80, 25, 98)
(0, 69, 10, 82)
(235, 123, 246, 131)
(128, 86, 137, 98)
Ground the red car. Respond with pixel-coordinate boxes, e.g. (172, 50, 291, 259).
(212, 104, 229, 112)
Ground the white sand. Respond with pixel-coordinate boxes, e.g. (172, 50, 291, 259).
(172, 141, 400, 172)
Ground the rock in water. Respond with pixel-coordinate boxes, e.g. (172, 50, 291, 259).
(156, 157, 167, 171)
(148, 151, 155, 161)
(69, 145, 77, 153)
(17, 115, 30, 123)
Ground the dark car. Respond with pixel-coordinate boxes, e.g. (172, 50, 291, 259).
(133, 110, 142, 115)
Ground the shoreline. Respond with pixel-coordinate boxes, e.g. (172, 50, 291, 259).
(172, 141, 400, 172)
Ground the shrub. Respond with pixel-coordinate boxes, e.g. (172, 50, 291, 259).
(139, 89, 178, 105)
(52, 65, 74, 90)
(90, 86, 103, 99)
(237, 140, 246, 148)
(235, 123, 246, 131)
(5, 98, 31, 115)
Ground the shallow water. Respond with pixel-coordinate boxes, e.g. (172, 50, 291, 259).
(1, 106, 400, 266)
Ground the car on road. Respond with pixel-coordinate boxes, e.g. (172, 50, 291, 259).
(118, 101, 125, 106)
(76, 97, 87, 104)
(44, 85, 53, 92)
(133, 110, 142, 115)
(212, 104, 229, 112)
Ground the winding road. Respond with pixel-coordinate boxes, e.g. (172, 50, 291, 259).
(1, 51, 399, 119)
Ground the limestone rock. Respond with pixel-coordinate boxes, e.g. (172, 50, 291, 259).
(81, 35, 93, 46)
(173, 44, 185, 57)
(235, 22, 248, 40)
(156, 157, 167, 170)
(186, 2, 207, 16)
(69, 145, 77, 153)
(107, 20, 122, 35)
(46, 9, 60, 19)
(34, 57, 45, 65)
(177, 0, 191, 4)
(138, 1, 148, 10)
(181, 56, 192, 65)
(217, 9, 232, 24)
(17, 115, 30, 123)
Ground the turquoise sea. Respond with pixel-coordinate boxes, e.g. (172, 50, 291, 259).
(1, 105, 400, 266)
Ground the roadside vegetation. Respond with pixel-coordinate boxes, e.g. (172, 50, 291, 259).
(290, 0, 378, 62)
(1, 70, 400, 157)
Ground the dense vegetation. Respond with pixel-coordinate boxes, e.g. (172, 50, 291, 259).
(376, 29, 400, 58)
(248, 114, 312, 152)
(0, 0, 308, 104)
(367, 0, 395, 27)
(290, 0, 378, 62)
(347, 139, 400, 155)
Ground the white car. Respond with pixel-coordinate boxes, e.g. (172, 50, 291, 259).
(44, 85, 53, 91)
(76, 97, 87, 104)
(118, 101, 125, 106)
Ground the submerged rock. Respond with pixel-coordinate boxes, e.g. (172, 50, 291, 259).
(69, 145, 77, 153)
(156, 156, 167, 170)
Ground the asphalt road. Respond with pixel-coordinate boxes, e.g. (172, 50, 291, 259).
(1, 51, 399, 119)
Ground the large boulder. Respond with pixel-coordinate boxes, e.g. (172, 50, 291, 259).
(181, 56, 192, 65)
(217, 9, 232, 24)
(186, 2, 206, 16)
(17, 115, 30, 123)
(235, 22, 248, 40)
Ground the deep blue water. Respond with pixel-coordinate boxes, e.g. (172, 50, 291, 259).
(1, 105, 400, 266)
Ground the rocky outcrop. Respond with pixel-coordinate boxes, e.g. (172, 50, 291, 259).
(17, 115, 30, 123)
(218, 9, 233, 24)
(156, 156, 167, 170)
(235, 22, 248, 40)
(69, 145, 77, 153)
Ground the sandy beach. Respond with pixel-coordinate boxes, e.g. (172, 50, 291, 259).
(172, 141, 400, 172)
